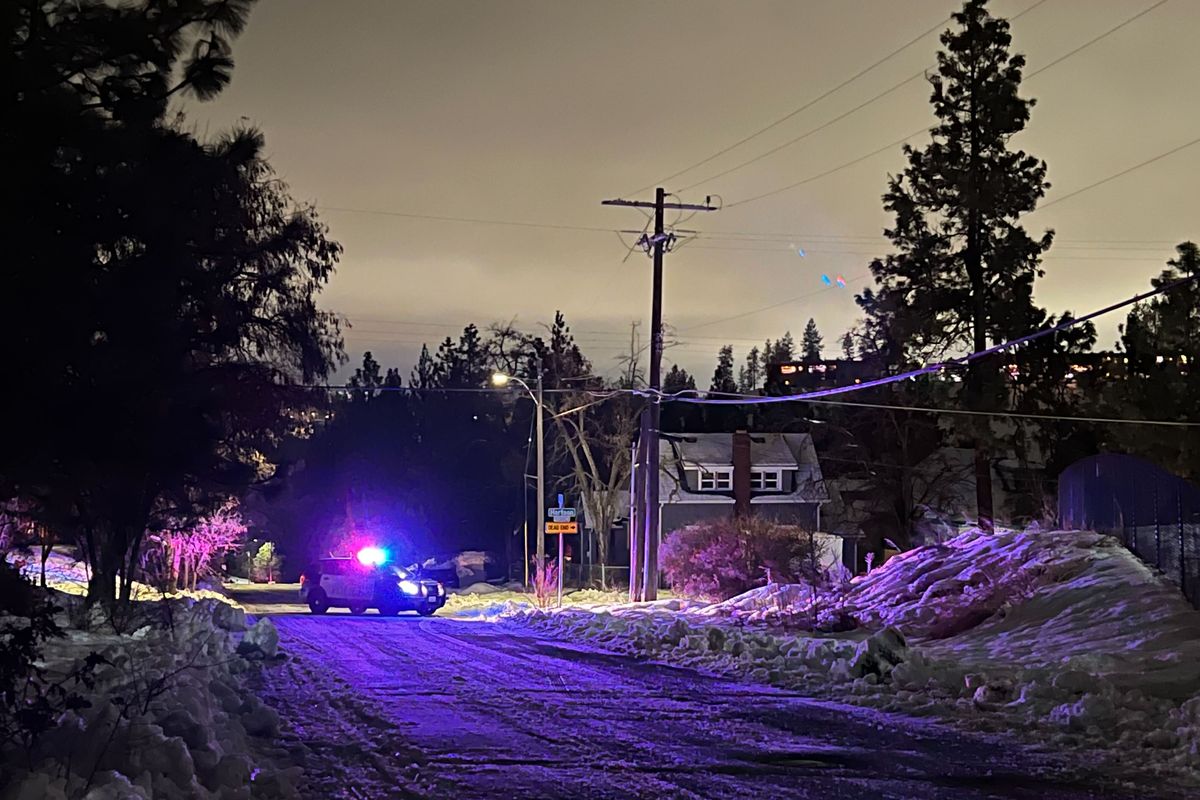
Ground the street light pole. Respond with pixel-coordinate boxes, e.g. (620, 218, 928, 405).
(493, 371, 546, 581)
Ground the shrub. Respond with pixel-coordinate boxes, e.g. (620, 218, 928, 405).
(530, 559, 558, 609)
(0, 560, 101, 763)
(250, 541, 282, 583)
(661, 517, 828, 601)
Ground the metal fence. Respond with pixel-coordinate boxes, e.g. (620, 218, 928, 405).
(1059, 453, 1200, 608)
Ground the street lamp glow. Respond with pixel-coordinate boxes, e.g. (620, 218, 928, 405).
(491, 373, 510, 387)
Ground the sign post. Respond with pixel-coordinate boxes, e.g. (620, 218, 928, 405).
(546, 494, 577, 607)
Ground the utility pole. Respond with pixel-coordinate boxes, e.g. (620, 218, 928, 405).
(603, 188, 716, 600)
(535, 370, 545, 570)
(628, 433, 642, 602)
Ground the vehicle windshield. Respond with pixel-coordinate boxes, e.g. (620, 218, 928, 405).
(388, 564, 413, 579)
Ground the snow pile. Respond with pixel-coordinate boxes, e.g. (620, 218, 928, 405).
(453, 581, 504, 595)
(7, 549, 236, 607)
(443, 586, 632, 618)
(3, 597, 298, 799)
(505, 529, 1200, 790)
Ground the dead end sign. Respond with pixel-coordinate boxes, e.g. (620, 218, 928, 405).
(545, 521, 579, 534)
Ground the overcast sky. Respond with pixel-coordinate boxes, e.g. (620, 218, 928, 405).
(190, 0, 1200, 382)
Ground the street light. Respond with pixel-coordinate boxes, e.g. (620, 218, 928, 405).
(492, 372, 545, 585)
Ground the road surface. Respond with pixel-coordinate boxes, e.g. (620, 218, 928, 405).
(249, 612, 1147, 800)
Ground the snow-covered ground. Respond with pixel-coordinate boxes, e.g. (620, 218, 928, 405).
(2, 554, 304, 799)
(491, 529, 1200, 793)
(263, 613, 1127, 799)
(7, 548, 234, 606)
(443, 583, 629, 616)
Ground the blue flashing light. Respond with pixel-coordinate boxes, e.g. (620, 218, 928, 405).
(356, 546, 388, 566)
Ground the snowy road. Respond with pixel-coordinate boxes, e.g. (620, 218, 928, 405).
(255, 614, 1140, 800)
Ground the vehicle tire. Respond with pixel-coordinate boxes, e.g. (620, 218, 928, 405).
(308, 589, 330, 615)
(418, 605, 437, 617)
(378, 602, 400, 616)
(348, 604, 369, 616)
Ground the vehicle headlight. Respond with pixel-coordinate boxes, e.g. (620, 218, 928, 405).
(399, 579, 420, 595)
(437, 583, 445, 595)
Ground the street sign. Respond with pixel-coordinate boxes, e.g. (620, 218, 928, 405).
(548, 507, 576, 522)
(545, 521, 579, 534)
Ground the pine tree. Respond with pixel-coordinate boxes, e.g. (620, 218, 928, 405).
(1109, 242, 1200, 477)
(710, 345, 738, 394)
(738, 346, 761, 393)
(840, 331, 856, 360)
(801, 319, 823, 362)
(1122, 242, 1200, 361)
(663, 364, 697, 394)
(758, 339, 773, 379)
(348, 351, 383, 396)
(856, 0, 1055, 531)
(773, 331, 796, 363)
(410, 344, 440, 389)
(429, 324, 491, 388)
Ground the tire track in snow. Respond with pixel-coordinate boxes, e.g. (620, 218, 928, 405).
(264, 614, 1142, 800)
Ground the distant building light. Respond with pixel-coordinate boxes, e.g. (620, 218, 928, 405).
(1156, 355, 1165, 364)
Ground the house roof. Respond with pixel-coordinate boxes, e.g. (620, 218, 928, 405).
(672, 432, 797, 467)
(658, 432, 828, 504)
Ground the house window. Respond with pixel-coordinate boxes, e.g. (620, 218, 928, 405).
(750, 470, 781, 491)
(696, 468, 733, 491)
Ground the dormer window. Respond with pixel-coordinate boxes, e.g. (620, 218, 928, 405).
(750, 470, 781, 491)
(688, 468, 733, 491)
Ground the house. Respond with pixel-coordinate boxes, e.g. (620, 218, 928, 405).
(654, 431, 859, 570)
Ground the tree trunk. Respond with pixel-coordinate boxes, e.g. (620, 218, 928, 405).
(40, 540, 49, 589)
(966, 79, 995, 535)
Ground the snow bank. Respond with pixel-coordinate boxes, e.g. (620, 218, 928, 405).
(7, 549, 237, 607)
(504, 529, 1200, 791)
(443, 586, 632, 618)
(453, 581, 504, 595)
(2, 595, 298, 799)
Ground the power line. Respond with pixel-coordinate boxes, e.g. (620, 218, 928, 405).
(725, 128, 925, 208)
(316, 204, 1177, 251)
(724, 0, 1173, 210)
(679, 71, 927, 193)
(1034, 134, 1200, 213)
(678, 272, 874, 333)
(680, 243, 1178, 262)
(295, 382, 1200, 428)
(625, 12, 952, 197)
(298, 384, 584, 395)
(655, 274, 1198, 404)
(319, 206, 616, 234)
(1023, 0, 1171, 80)
(799, 397, 1200, 428)
(678, 0, 1051, 195)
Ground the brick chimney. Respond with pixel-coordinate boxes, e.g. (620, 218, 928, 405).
(732, 429, 752, 517)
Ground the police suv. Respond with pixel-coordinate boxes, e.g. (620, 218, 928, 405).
(299, 557, 446, 616)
